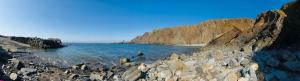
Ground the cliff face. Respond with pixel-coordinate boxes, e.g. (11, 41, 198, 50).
(205, 1, 300, 51)
(131, 18, 255, 45)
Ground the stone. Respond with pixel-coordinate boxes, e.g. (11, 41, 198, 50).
(213, 50, 224, 60)
(122, 66, 141, 81)
(240, 68, 250, 78)
(10, 58, 24, 69)
(64, 69, 71, 74)
(137, 51, 144, 57)
(240, 59, 250, 67)
(90, 72, 104, 81)
(20, 68, 37, 76)
(138, 63, 147, 72)
(224, 72, 238, 81)
(72, 65, 79, 69)
(81, 65, 87, 70)
(200, 64, 213, 74)
(229, 59, 239, 68)
(157, 70, 172, 80)
(170, 53, 179, 61)
(249, 63, 259, 71)
(9, 73, 18, 80)
(266, 58, 280, 67)
(120, 57, 130, 65)
(68, 74, 79, 80)
(107, 71, 114, 78)
(238, 77, 249, 81)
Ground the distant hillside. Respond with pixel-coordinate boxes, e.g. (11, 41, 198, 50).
(131, 18, 255, 45)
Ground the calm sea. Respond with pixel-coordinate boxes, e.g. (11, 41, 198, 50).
(30, 43, 199, 66)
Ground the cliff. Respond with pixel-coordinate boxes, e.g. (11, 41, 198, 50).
(131, 18, 255, 45)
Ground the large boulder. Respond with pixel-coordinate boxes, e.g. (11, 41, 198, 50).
(20, 68, 37, 76)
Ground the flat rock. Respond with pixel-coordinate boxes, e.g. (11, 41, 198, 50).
(20, 68, 37, 76)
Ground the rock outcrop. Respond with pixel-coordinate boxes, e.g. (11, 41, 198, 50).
(131, 18, 255, 45)
(9, 36, 64, 49)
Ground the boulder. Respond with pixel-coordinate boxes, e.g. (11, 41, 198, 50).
(81, 65, 87, 70)
(68, 74, 79, 80)
(72, 65, 79, 69)
(64, 69, 71, 74)
(238, 77, 249, 81)
(170, 53, 179, 61)
(157, 70, 172, 80)
(138, 63, 147, 72)
(9, 58, 24, 69)
(228, 59, 239, 68)
(212, 50, 224, 61)
(122, 66, 141, 81)
(240, 59, 250, 67)
(137, 51, 144, 57)
(20, 68, 37, 76)
(120, 57, 130, 65)
(90, 72, 104, 81)
(249, 63, 259, 71)
(9, 73, 18, 80)
(224, 72, 238, 81)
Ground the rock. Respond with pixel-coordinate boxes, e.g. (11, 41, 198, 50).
(9, 73, 18, 80)
(130, 18, 254, 45)
(72, 65, 79, 69)
(90, 72, 104, 81)
(249, 69, 257, 81)
(137, 51, 144, 57)
(138, 63, 147, 72)
(157, 70, 172, 80)
(122, 66, 141, 81)
(20, 68, 37, 76)
(240, 68, 250, 78)
(10, 36, 63, 49)
(107, 71, 114, 78)
(266, 58, 280, 67)
(170, 52, 179, 61)
(249, 63, 259, 71)
(120, 57, 130, 65)
(228, 59, 239, 68)
(224, 72, 238, 81)
(240, 59, 250, 67)
(64, 69, 71, 74)
(9, 58, 24, 69)
(200, 63, 213, 74)
(213, 50, 224, 60)
(81, 65, 87, 70)
(238, 77, 249, 81)
(68, 74, 79, 80)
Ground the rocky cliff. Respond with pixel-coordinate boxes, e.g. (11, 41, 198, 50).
(131, 18, 255, 45)
(9, 36, 64, 49)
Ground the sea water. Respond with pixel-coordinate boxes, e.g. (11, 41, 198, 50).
(30, 43, 199, 67)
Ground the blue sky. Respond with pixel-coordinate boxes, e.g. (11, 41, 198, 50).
(0, 0, 290, 43)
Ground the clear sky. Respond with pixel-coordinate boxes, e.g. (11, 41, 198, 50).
(0, 0, 290, 43)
